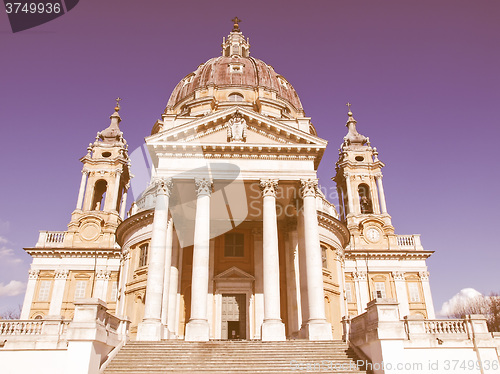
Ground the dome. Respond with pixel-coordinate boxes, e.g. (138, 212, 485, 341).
(164, 21, 305, 120)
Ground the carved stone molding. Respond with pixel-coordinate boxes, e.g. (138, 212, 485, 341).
(96, 270, 112, 280)
(195, 177, 213, 196)
(28, 269, 40, 280)
(259, 179, 278, 197)
(54, 269, 69, 279)
(419, 271, 430, 281)
(353, 270, 367, 281)
(155, 177, 173, 196)
(300, 178, 318, 198)
(227, 113, 247, 143)
(392, 271, 405, 281)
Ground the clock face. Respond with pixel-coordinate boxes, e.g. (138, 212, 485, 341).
(366, 228, 381, 243)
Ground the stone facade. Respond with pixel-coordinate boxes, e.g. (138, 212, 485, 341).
(19, 22, 435, 343)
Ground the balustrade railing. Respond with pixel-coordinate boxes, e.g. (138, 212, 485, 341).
(0, 319, 70, 337)
(424, 319, 467, 334)
(316, 194, 339, 218)
(0, 320, 43, 335)
(36, 231, 67, 247)
(397, 234, 422, 250)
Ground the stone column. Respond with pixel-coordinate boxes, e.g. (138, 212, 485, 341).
(167, 235, 180, 337)
(419, 271, 436, 319)
(49, 269, 69, 316)
(344, 173, 355, 215)
(252, 227, 264, 339)
(117, 249, 130, 318)
(207, 239, 215, 339)
(376, 174, 387, 214)
(392, 271, 409, 318)
(285, 220, 301, 337)
(137, 178, 172, 341)
(93, 270, 111, 300)
(299, 179, 332, 340)
(354, 270, 369, 314)
(20, 269, 40, 319)
(259, 179, 285, 341)
(109, 170, 122, 212)
(371, 176, 381, 214)
(75, 170, 88, 210)
(119, 183, 129, 219)
(161, 217, 174, 336)
(185, 178, 213, 341)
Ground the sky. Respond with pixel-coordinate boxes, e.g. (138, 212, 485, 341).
(1, 0, 499, 316)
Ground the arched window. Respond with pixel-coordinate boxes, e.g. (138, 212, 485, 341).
(358, 183, 373, 214)
(91, 180, 108, 211)
(228, 93, 244, 102)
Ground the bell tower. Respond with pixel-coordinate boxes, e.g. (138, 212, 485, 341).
(67, 99, 131, 248)
(333, 105, 397, 250)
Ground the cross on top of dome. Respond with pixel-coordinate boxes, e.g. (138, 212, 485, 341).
(222, 17, 250, 57)
(232, 17, 241, 32)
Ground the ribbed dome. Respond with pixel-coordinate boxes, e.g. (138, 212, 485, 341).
(166, 56, 303, 112)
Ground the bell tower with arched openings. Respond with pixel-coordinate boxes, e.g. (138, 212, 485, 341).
(333, 104, 397, 250)
(67, 99, 131, 248)
(333, 105, 434, 320)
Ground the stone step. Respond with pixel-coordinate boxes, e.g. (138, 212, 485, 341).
(103, 340, 368, 374)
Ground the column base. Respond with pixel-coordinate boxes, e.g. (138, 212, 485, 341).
(136, 320, 164, 341)
(185, 319, 210, 341)
(300, 320, 333, 341)
(261, 320, 286, 341)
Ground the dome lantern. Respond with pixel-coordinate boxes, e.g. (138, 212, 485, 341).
(221, 17, 250, 57)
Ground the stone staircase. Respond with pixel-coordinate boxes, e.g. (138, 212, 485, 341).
(103, 340, 370, 373)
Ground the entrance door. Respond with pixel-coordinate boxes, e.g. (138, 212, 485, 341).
(221, 294, 246, 340)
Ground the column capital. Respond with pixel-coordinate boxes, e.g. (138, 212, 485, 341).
(392, 271, 405, 281)
(259, 179, 278, 197)
(54, 269, 69, 280)
(353, 270, 367, 281)
(419, 271, 430, 281)
(96, 270, 112, 280)
(300, 178, 318, 198)
(194, 177, 213, 196)
(375, 172, 383, 179)
(81, 169, 89, 175)
(155, 177, 173, 196)
(28, 269, 40, 280)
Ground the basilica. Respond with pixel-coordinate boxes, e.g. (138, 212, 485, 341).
(19, 19, 435, 343)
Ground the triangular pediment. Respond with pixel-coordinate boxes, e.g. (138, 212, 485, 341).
(214, 266, 254, 281)
(146, 106, 327, 147)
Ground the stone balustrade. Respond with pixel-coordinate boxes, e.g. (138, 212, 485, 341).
(0, 318, 71, 349)
(342, 300, 500, 374)
(424, 319, 468, 334)
(397, 234, 423, 250)
(0, 320, 45, 335)
(316, 194, 339, 219)
(36, 231, 67, 248)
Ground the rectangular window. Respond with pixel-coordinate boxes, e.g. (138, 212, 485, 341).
(345, 283, 353, 302)
(321, 246, 327, 268)
(38, 280, 51, 301)
(74, 280, 87, 299)
(224, 233, 244, 257)
(373, 282, 386, 299)
(408, 282, 421, 302)
(110, 282, 118, 302)
(139, 243, 149, 267)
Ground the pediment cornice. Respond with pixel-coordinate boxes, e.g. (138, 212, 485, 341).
(147, 106, 327, 147)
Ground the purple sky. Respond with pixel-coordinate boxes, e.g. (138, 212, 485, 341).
(1, 0, 499, 315)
